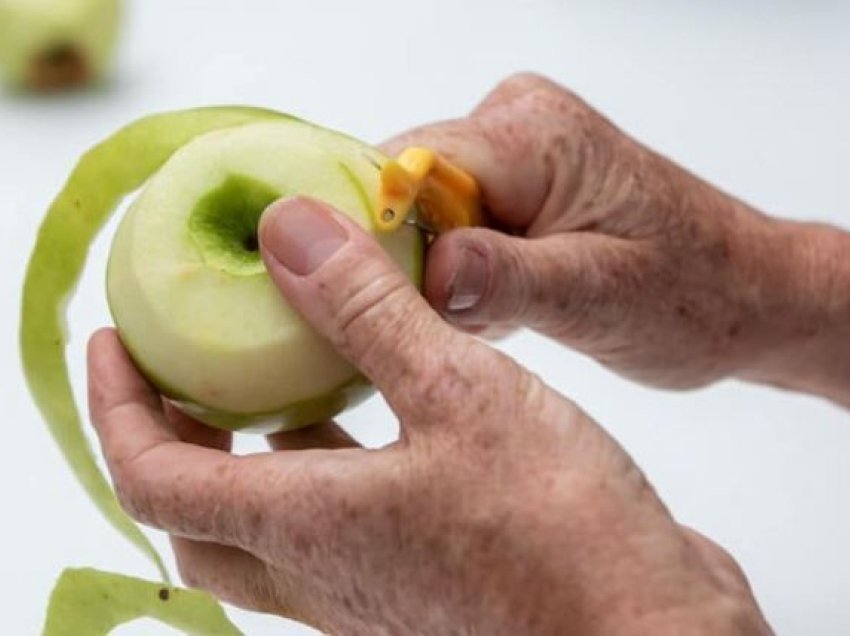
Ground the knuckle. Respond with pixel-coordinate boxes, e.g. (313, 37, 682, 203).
(336, 273, 408, 340)
(499, 238, 537, 322)
(499, 71, 561, 95)
(499, 72, 583, 114)
(329, 268, 422, 362)
(318, 252, 406, 329)
(112, 466, 154, 523)
(478, 72, 580, 125)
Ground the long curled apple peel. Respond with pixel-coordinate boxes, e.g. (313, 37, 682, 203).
(43, 568, 242, 636)
(20, 107, 291, 580)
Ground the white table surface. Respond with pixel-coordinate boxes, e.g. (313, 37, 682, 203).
(2, 1, 849, 633)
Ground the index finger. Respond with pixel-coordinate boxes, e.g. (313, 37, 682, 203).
(86, 328, 349, 553)
(381, 116, 547, 230)
(379, 75, 578, 230)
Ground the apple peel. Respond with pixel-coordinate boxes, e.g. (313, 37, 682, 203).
(42, 568, 242, 635)
(20, 106, 292, 578)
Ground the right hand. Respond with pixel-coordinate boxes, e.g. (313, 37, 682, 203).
(385, 73, 850, 400)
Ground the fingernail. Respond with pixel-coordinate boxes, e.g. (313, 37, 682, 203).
(260, 197, 348, 275)
(447, 246, 488, 312)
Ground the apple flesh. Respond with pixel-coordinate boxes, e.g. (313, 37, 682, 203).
(107, 119, 423, 433)
(0, 0, 119, 90)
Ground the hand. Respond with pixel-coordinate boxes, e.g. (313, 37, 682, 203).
(386, 73, 850, 403)
(88, 197, 770, 634)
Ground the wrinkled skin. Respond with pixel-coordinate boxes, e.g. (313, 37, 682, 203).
(388, 74, 850, 403)
(83, 73, 850, 634)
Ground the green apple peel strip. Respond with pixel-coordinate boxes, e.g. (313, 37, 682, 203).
(42, 568, 242, 636)
(21, 107, 466, 633)
(19, 106, 291, 582)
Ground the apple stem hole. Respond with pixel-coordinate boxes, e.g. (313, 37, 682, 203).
(188, 174, 280, 276)
(242, 235, 259, 252)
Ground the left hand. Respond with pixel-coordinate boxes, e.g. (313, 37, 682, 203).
(87, 196, 770, 634)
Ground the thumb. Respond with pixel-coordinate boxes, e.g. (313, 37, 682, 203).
(258, 196, 460, 417)
(425, 227, 634, 335)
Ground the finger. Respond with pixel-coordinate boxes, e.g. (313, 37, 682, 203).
(170, 537, 294, 615)
(88, 327, 180, 457)
(267, 420, 360, 451)
(87, 328, 345, 549)
(163, 405, 281, 613)
(380, 74, 587, 231)
(470, 71, 566, 116)
(424, 228, 645, 335)
(258, 196, 483, 423)
(171, 538, 275, 611)
(680, 527, 759, 599)
(380, 116, 548, 230)
(163, 400, 232, 451)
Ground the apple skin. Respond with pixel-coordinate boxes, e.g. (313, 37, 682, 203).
(116, 302, 378, 434)
(107, 119, 423, 433)
(165, 372, 373, 435)
(0, 0, 120, 90)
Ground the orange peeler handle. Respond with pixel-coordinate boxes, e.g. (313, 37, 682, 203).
(375, 147, 482, 234)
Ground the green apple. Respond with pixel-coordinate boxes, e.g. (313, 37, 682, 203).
(21, 107, 423, 574)
(0, 0, 119, 90)
(106, 119, 423, 432)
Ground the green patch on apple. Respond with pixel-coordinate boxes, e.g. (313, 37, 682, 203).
(0, 0, 120, 90)
(188, 175, 279, 277)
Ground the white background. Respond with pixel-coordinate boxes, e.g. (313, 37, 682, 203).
(1, 1, 849, 633)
